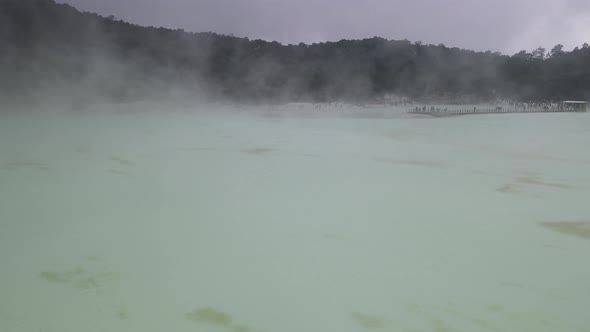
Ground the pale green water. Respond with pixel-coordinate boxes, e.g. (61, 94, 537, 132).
(1, 105, 589, 332)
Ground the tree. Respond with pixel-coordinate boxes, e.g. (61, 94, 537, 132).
(513, 50, 531, 59)
(532, 47, 546, 60)
(549, 44, 564, 58)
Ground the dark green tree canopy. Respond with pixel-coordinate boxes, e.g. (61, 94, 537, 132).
(1, 0, 589, 104)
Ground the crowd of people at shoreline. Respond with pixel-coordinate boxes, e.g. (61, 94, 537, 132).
(256, 99, 588, 113)
(411, 101, 587, 114)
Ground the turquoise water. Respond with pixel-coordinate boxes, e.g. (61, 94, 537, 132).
(1, 104, 589, 332)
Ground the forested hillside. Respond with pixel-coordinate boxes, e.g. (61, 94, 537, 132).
(1, 0, 589, 105)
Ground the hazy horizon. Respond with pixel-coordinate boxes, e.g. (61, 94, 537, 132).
(57, 0, 590, 55)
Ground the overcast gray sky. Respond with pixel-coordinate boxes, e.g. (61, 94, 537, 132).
(58, 0, 590, 54)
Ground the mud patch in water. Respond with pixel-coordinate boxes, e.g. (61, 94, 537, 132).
(350, 312, 388, 329)
(108, 169, 132, 176)
(539, 221, 590, 240)
(186, 307, 232, 325)
(496, 184, 520, 194)
(430, 317, 458, 332)
(109, 156, 136, 167)
(39, 267, 119, 290)
(0, 160, 50, 171)
(496, 174, 572, 196)
(243, 148, 273, 155)
(514, 175, 573, 189)
(115, 305, 129, 319)
(185, 307, 252, 332)
(372, 157, 443, 169)
(322, 233, 352, 241)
